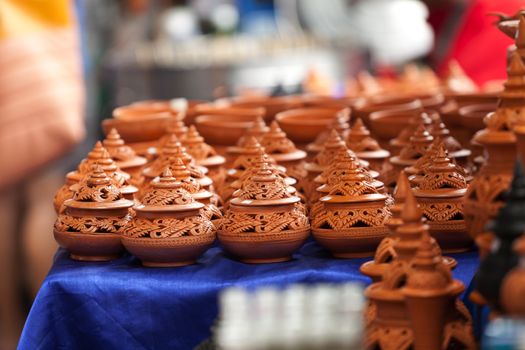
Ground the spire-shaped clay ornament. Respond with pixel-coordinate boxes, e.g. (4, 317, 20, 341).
(53, 142, 136, 213)
(464, 50, 521, 241)
(311, 158, 391, 258)
(346, 118, 390, 173)
(305, 111, 350, 157)
(122, 167, 216, 267)
(182, 125, 226, 188)
(54, 164, 134, 261)
(103, 128, 147, 186)
(218, 162, 310, 263)
(364, 190, 474, 350)
(225, 116, 269, 167)
(412, 145, 472, 252)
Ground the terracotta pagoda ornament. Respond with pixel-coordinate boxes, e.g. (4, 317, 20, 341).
(361, 174, 456, 281)
(474, 162, 525, 313)
(428, 115, 471, 167)
(182, 125, 226, 189)
(122, 167, 216, 267)
(217, 163, 310, 263)
(260, 121, 307, 185)
(225, 116, 269, 166)
(304, 129, 347, 201)
(463, 54, 520, 241)
(102, 128, 147, 186)
(412, 145, 472, 252)
(53, 142, 136, 214)
(305, 114, 350, 158)
(54, 164, 134, 261)
(386, 123, 433, 188)
(388, 111, 432, 155)
(345, 118, 390, 173)
(364, 193, 475, 350)
(311, 159, 391, 258)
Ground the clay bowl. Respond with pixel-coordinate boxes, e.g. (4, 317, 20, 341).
(189, 103, 264, 125)
(54, 229, 124, 261)
(312, 226, 388, 258)
(220, 95, 302, 121)
(459, 103, 496, 132)
(218, 229, 310, 263)
(353, 94, 430, 125)
(102, 110, 172, 144)
(122, 234, 216, 267)
(301, 95, 359, 110)
(368, 107, 422, 141)
(275, 108, 348, 144)
(194, 114, 260, 146)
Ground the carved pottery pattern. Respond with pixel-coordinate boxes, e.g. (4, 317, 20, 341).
(125, 216, 214, 238)
(421, 202, 464, 222)
(312, 207, 390, 230)
(55, 214, 132, 234)
(142, 188, 194, 206)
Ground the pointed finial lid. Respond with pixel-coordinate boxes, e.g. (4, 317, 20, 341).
(184, 125, 204, 143)
(417, 145, 467, 191)
(104, 128, 125, 146)
(393, 171, 411, 203)
(401, 186, 422, 224)
(87, 141, 106, 160)
(86, 163, 112, 187)
(349, 118, 370, 137)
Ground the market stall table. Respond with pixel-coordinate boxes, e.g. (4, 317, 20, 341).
(18, 241, 480, 350)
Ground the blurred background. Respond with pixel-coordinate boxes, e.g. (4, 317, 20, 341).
(0, 0, 522, 348)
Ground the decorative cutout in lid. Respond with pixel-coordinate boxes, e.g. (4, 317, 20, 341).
(313, 129, 347, 167)
(416, 146, 467, 192)
(398, 123, 434, 161)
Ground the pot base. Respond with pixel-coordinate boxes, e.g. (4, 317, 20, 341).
(54, 229, 124, 262)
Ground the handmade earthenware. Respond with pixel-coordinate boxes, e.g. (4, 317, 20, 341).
(54, 164, 134, 261)
(386, 111, 432, 156)
(275, 107, 349, 144)
(187, 102, 263, 125)
(305, 113, 350, 159)
(218, 163, 310, 263)
(53, 142, 135, 214)
(352, 94, 425, 126)
(103, 128, 147, 186)
(122, 168, 216, 267)
(364, 193, 474, 350)
(221, 95, 301, 121)
(428, 114, 471, 168)
(182, 126, 226, 189)
(412, 146, 472, 252)
(260, 121, 307, 185)
(475, 162, 525, 313)
(311, 159, 391, 258)
(346, 118, 390, 173)
(194, 114, 260, 146)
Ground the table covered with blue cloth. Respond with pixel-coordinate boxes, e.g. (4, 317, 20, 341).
(18, 241, 481, 350)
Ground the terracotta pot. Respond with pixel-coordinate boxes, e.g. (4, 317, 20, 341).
(301, 95, 359, 110)
(54, 230, 124, 261)
(218, 162, 310, 263)
(122, 168, 216, 267)
(54, 165, 134, 261)
(275, 108, 348, 144)
(194, 114, 259, 146)
(220, 95, 301, 121)
(353, 94, 429, 126)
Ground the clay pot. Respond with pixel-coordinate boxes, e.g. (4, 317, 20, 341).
(311, 159, 391, 258)
(387, 111, 433, 156)
(102, 128, 147, 186)
(182, 126, 226, 189)
(220, 95, 301, 121)
(186, 101, 259, 125)
(260, 121, 307, 184)
(352, 94, 427, 126)
(53, 142, 135, 214)
(275, 108, 348, 144)
(412, 146, 472, 252)
(54, 165, 134, 261)
(368, 107, 423, 149)
(122, 168, 216, 267)
(218, 163, 310, 263)
(301, 95, 359, 110)
(346, 118, 390, 173)
(194, 114, 260, 146)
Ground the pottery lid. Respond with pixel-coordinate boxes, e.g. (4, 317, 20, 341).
(182, 126, 225, 167)
(501, 51, 525, 99)
(65, 164, 134, 210)
(311, 129, 347, 168)
(398, 123, 433, 161)
(137, 167, 204, 213)
(103, 128, 147, 168)
(231, 151, 295, 189)
(229, 163, 300, 207)
(236, 116, 269, 146)
(346, 118, 387, 154)
(260, 121, 306, 162)
(413, 146, 467, 197)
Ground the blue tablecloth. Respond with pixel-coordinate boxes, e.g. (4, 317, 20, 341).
(18, 241, 480, 350)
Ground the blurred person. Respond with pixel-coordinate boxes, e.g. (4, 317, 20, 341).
(0, 1, 84, 348)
